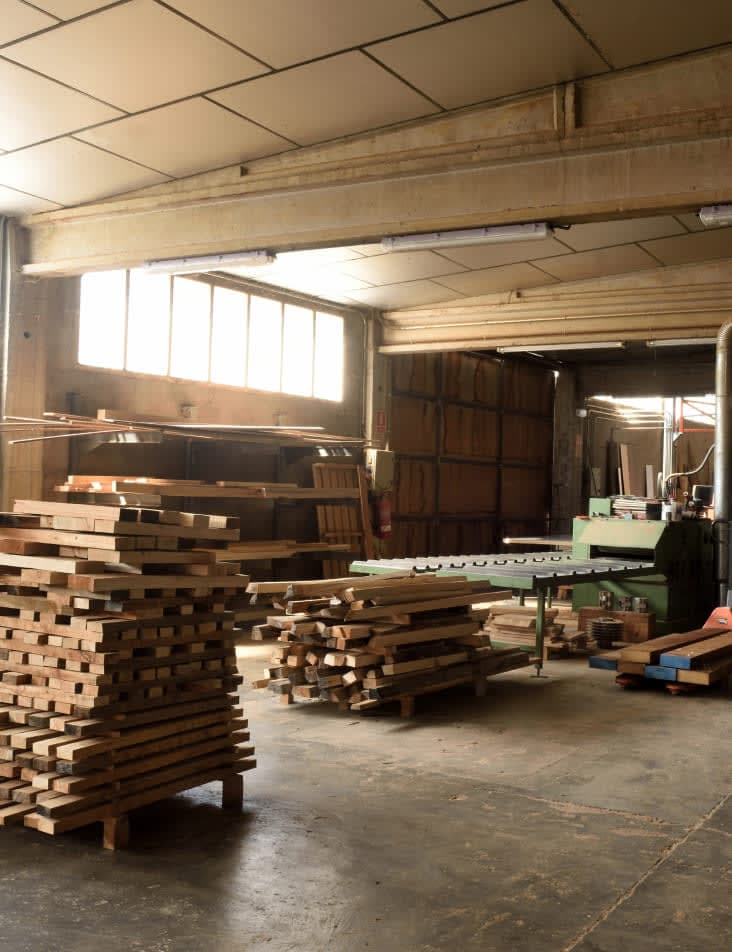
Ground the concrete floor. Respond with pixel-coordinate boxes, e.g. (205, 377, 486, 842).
(0, 646, 730, 951)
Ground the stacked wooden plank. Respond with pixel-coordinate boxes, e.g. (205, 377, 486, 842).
(589, 624, 732, 693)
(481, 605, 585, 659)
(55, 474, 360, 502)
(250, 574, 529, 715)
(0, 499, 255, 845)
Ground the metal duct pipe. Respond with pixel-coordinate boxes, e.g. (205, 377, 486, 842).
(714, 321, 732, 604)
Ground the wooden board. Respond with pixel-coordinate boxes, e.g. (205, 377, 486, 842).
(620, 628, 726, 664)
(659, 631, 732, 669)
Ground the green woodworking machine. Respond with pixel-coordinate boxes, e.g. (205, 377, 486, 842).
(572, 500, 715, 634)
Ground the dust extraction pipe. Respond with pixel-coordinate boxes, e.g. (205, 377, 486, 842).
(714, 321, 732, 604)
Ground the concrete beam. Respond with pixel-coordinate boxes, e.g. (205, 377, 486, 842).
(20, 46, 732, 275)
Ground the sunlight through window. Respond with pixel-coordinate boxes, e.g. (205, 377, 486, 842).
(78, 270, 126, 370)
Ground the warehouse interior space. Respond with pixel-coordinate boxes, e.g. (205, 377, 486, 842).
(1, 2, 732, 950)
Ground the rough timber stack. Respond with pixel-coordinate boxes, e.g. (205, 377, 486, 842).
(0, 499, 254, 844)
(251, 573, 529, 714)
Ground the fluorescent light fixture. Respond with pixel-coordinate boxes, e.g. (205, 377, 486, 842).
(498, 341, 624, 353)
(381, 222, 551, 252)
(143, 250, 276, 274)
(698, 204, 732, 227)
(648, 337, 717, 348)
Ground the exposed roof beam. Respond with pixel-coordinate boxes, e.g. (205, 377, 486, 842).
(20, 46, 732, 276)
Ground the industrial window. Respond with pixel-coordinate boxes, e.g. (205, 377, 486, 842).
(77, 270, 345, 401)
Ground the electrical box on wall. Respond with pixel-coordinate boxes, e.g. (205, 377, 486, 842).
(365, 448, 394, 494)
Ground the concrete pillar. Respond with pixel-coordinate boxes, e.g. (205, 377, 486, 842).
(552, 368, 583, 533)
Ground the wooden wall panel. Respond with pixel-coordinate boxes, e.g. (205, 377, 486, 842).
(501, 466, 550, 520)
(503, 361, 555, 415)
(502, 414, 553, 465)
(394, 459, 436, 516)
(391, 353, 439, 395)
(437, 519, 497, 555)
(438, 462, 497, 514)
(390, 396, 437, 455)
(392, 519, 432, 557)
(442, 404, 499, 459)
(388, 353, 553, 557)
(442, 353, 500, 404)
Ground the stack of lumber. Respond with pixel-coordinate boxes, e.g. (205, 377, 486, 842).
(481, 605, 585, 659)
(250, 574, 529, 715)
(205, 540, 352, 563)
(55, 474, 360, 502)
(589, 624, 732, 693)
(0, 499, 255, 845)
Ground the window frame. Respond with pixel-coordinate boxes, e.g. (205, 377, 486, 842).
(76, 270, 350, 403)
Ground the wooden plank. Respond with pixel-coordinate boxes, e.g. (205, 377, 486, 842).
(13, 499, 138, 521)
(347, 591, 509, 620)
(368, 620, 477, 649)
(676, 656, 732, 685)
(67, 572, 250, 593)
(620, 628, 726, 664)
(659, 631, 732, 670)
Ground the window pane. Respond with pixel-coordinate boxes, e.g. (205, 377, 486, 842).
(170, 277, 211, 381)
(126, 270, 171, 375)
(282, 304, 313, 397)
(211, 286, 247, 386)
(314, 312, 344, 401)
(78, 270, 126, 369)
(247, 295, 282, 392)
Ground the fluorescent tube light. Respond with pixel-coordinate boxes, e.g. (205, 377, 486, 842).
(381, 222, 551, 252)
(698, 204, 732, 227)
(143, 250, 276, 274)
(498, 341, 624, 353)
(647, 337, 717, 348)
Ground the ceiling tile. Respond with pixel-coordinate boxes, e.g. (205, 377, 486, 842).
(348, 243, 386, 257)
(558, 216, 686, 252)
(0, 137, 168, 206)
(3, 0, 265, 112)
(532, 244, 658, 282)
(347, 280, 462, 310)
(435, 235, 571, 270)
(167, 0, 439, 69)
(77, 98, 291, 177)
(432, 1, 506, 16)
(30, 1, 113, 17)
(276, 247, 365, 266)
(0, 183, 60, 215)
(368, 0, 607, 110)
(0, 1, 57, 44)
(0, 58, 122, 150)
(222, 266, 371, 305)
(640, 229, 732, 267)
(435, 262, 554, 295)
(564, 0, 732, 69)
(210, 52, 435, 146)
(340, 249, 466, 285)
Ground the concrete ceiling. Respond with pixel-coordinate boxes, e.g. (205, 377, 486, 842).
(3, 0, 732, 321)
(221, 214, 732, 309)
(2, 0, 731, 216)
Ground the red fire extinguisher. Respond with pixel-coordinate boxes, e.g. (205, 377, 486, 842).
(376, 491, 392, 539)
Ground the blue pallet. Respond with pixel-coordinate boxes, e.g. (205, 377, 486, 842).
(589, 655, 618, 671)
(644, 664, 677, 682)
(658, 653, 691, 670)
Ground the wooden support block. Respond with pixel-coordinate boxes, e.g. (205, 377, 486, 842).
(400, 696, 415, 718)
(221, 773, 243, 809)
(103, 813, 130, 851)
